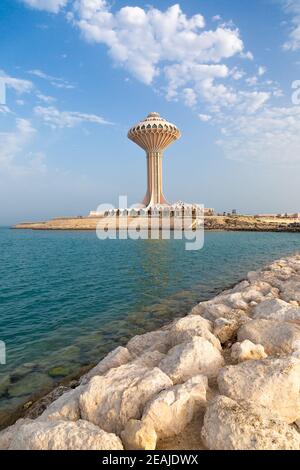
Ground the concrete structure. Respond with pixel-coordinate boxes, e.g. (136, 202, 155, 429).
(128, 112, 181, 207)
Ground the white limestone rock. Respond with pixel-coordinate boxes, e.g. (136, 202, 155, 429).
(142, 375, 207, 440)
(121, 419, 157, 450)
(132, 350, 166, 368)
(9, 419, 123, 450)
(252, 298, 300, 322)
(159, 337, 224, 384)
(218, 357, 300, 423)
(79, 363, 172, 435)
(226, 292, 249, 310)
(81, 346, 131, 384)
(238, 319, 300, 355)
(200, 302, 235, 322)
(241, 288, 265, 303)
(0, 419, 32, 450)
(39, 386, 85, 422)
(231, 340, 267, 362)
(169, 315, 221, 350)
(202, 396, 300, 450)
(280, 277, 300, 303)
(127, 330, 170, 356)
(230, 280, 250, 293)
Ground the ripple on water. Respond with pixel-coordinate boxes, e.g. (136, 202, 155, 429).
(0, 228, 300, 427)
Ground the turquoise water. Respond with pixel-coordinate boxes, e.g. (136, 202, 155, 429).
(0, 227, 300, 425)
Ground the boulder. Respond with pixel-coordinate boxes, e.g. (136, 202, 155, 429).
(238, 319, 300, 355)
(0, 419, 32, 450)
(252, 298, 300, 322)
(126, 330, 170, 356)
(121, 419, 157, 450)
(202, 396, 300, 450)
(230, 280, 250, 293)
(159, 337, 224, 384)
(9, 419, 123, 450)
(218, 357, 300, 423)
(132, 350, 166, 368)
(231, 340, 267, 362)
(200, 303, 233, 322)
(226, 293, 249, 310)
(240, 288, 265, 303)
(79, 364, 172, 435)
(280, 277, 300, 303)
(169, 315, 221, 351)
(142, 375, 207, 440)
(81, 346, 131, 384)
(38, 386, 86, 422)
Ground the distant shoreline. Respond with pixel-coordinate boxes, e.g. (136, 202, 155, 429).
(12, 214, 300, 233)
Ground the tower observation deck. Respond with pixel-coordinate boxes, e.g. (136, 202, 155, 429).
(128, 112, 181, 207)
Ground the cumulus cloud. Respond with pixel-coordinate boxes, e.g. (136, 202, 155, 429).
(34, 105, 113, 128)
(21, 1, 266, 117)
(21, 0, 68, 13)
(69, 1, 244, 90)
(216, 105, 300, 164)
(282, 0, 300, 51)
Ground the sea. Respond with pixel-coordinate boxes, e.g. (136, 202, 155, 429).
(0, 227, 299, 427)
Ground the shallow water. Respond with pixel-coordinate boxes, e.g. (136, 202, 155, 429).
(0, 228, 300, 424)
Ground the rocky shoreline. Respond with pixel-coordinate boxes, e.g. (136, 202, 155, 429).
(1, 254, 300, 450)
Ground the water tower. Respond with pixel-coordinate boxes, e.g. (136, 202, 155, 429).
(128, 112, 181, 207)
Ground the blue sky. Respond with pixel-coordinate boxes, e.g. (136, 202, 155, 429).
(0, 0, 300, 224)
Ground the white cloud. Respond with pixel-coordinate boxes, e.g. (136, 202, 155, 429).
(246, 76, 258, 86)
(216, 105, 300, 164)
(0, 70, 34, 94)
(69, 1, 244, 86)
(36, 93, 56, 103)
(0, 105, 11, 114)
(258, 66, 267, 76)
(230, 67, 245, 80)
(212, 15, 222, 22)
(282, 0, 300, 50)
(29, 69, 75, 89)
(240, 51, 254, 60)
(236, 91, 270, 113)
(182, 88, 197, 107)
(21, 0, 67, 13)
(0, 118, 45, 175)
(198, 113, 212, 122)
(34, 105, 113, 128)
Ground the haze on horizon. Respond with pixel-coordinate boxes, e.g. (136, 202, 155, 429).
(0, 0, 300, 226)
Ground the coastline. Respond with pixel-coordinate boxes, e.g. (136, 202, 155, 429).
(1, 253, 300, 449)
(0, 278, 243, 432)
(13, 215, 300, 232)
